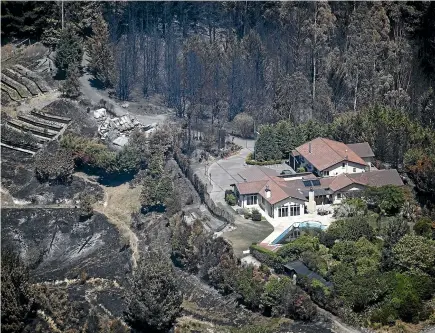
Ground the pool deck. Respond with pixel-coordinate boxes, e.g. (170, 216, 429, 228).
(259, 213, 335, 246)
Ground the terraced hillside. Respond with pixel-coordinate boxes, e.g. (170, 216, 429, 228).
(1, 64, 52, 104)
(1, 110, 71, 155)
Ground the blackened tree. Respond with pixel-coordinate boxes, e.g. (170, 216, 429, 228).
(87, 13, 115, 87)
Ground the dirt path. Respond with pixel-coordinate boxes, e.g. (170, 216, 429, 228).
(74, 172, 141, 269)
(79, 54, 168, 126)
(315, 306, 363, 333)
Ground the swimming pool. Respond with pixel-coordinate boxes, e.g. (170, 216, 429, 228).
(296, 220, 327, 230)
(271, 220, 326, 245)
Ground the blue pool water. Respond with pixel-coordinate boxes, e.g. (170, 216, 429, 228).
(297, 220, 328, 230)
(271, 220, 326, 245)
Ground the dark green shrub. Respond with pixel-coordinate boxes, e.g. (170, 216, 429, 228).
(296, 166, 306, 173)
(414, 217, 434, 238)
(245, 152, 282, 166)
(225, 193, 237, 206)
(251, 208, 262, 221)
(78, 194, 95, 220)
(249, 244, 284, 273)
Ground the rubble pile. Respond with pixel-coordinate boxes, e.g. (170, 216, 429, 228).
(94, 108, 153, 146)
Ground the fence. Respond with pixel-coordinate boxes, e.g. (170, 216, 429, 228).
(174, 149, 235, 224)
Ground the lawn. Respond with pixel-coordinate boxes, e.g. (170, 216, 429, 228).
(223, 217, 274, 257)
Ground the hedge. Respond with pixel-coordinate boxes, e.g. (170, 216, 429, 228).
(249, 244, 285, 273)
(245, 152, 282, 166)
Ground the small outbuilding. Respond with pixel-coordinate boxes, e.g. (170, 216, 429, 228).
(284, 260, 333, 288)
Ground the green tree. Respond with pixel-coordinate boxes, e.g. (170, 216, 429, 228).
(1, 250, 35, 333)
(414, 217, 434, 239)
(393, 235, 435, 275)
(234, 266, 265, 310)
(261, 276, 294, 317)
(254, 125, 281, 161)
(140, 174, 173, 211)
(79, 194, 94, 219)
(87, 13, 115, 87)
(277, 235, 320, 260)
(148, 152, 164, 178)
(321, 217, 374, 247)
(380, 218, 410, 270)
(60, 65, 81, 98)
(275, 120, 294, 159)
(126, 251, 182, 332)
(365, 185, 406, 216)
(55, 25, 83, 72)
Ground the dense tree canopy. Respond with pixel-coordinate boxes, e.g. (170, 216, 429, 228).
(126, 251, 182, 332)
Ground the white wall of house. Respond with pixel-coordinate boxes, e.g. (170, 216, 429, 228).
(272, 197, 306, 219)
(259, 195, 274, 217)
(321, 161, 366, 177)
(332, 184, 366, 204)
(240, 193, 306, 219)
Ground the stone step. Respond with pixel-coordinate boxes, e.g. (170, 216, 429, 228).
(1, 74, 31, 98)
(1, 84, 22, 101)
(31, 109, 71, 124)
(7, 119, 58, 138)
(0, 142, 37, 155)
(2, 124, 46, 148)
(18, 114, 65, 131)
(3, 68, 41, 95)
(13, 64, 51, 93)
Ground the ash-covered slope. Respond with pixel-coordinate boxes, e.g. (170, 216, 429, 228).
(1, 208, 132, 282)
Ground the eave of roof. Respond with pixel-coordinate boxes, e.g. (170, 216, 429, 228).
(295, 137, 367, 171)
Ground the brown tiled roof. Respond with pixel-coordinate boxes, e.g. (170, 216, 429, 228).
(328, 174, 362, 191)
(237, 166, 280, 182)
(349, 169, 403, 187)
(346, 143, 375, 158)
(261, 178, 307, 204)
(329, 169, 404, 191)
(236, 180, 268, 194)
(295, 137, 367, 171)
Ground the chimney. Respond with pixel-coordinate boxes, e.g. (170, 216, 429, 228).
(309, 142, 312, 154)
(265, 185, 271, 199)
(307, 187, 316, 214)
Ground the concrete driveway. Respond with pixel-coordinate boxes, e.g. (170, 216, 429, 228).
(207, 138, 288, 204)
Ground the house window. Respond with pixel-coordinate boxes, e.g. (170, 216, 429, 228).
(337, 193, 342, 199)
(261, 196, 265, 205)
(300, 156, 305, 163)
(290, 204, 301, 216)
(322, 170, 329, 176)
(342, 162, 345, 168)
(278, 206, 289, 217)
(247, 195, 257, 205)
(353, 167, 356, 172)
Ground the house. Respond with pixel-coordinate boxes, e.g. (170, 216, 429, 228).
(284, 260, 333, 288)
(233, 167, 403, 218)
(289, 137, 375, 177)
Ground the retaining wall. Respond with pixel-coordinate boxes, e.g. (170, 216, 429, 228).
(174, 149, 235, 224)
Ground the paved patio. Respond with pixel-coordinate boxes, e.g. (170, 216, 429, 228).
(260, 213, 335, 245)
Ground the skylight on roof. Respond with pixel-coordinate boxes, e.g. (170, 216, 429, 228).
(303, 179, 321, 187)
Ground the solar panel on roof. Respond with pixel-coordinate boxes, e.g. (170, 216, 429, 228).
(302, 180, 312, 187)
(311, 180, 321, 186)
